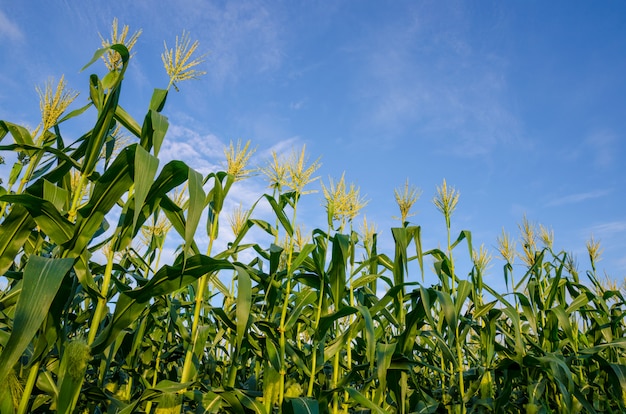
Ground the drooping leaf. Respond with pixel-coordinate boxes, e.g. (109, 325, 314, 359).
(0, 256, 74, 384)
(283, 397, 319, 414)
(0, 205, 36, 275)
(1, 194, 73, 245)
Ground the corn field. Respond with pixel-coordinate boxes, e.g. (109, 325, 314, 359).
(1, 23, 625, 414)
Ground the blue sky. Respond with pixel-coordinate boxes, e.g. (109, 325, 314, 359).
(1, 1, 625, 288)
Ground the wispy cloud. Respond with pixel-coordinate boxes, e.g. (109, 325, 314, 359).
(561, 129, 621, 169)
(546, 189, 611, 207)
(587, 221, 626, 237)
(188, 1, 283, 88)
(351, 4, 522, 156)
(0, 10, 24, 41)
(586, 129, 618, 168)
(257, 136, 302, 159)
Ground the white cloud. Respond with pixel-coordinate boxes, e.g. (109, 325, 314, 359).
(546, 189, 611, 207)
(159, 124, 223, 175)
(290, 100, 306, 110)
(0, 10, 23, 41)
(587, 221, 626, 237)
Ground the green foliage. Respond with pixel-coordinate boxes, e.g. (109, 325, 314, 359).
(1, 31, 625, 414)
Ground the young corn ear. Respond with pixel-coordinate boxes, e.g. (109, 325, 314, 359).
(56, 339, 91, 414)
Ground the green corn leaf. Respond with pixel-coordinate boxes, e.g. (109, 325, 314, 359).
(514, 292, 538, 335)
(65, 144, 136, 255)
(0, 256, 74, 384)
(607, 363, 626, 406)
(289, 243, 316, 271)
(579, 338, 626, 355)
(235, 265, 252, 351)
(81, 84, 121, 176)
(218, 391, 246, 414)
(0, 194, 73, 245)
(283, 397, 319, 414)
(285, 289, 316, 332)
(549, 305, 575, 347)
(391, 227, 410, 288)
(269, 243, 283, 276)
(43, 179, 68, 211)
(424, 330, 457, 368)
(451, 229, 473, 258)
(150, 110, 168, 156)
(113, 160, 190, 252)
(0, 205, 36, 275)
(92, 254, 234, 353)
(565, 289, 592, 314)
(454, 280, 473, 316)
(202, 391, 223, 412)
(186, 167, 205, 256)
(264, 194, 293, 237)
(132, 145, 159, 230)
(356, 305, 376, 369)
(265, 336, 281, 372)
(412, 225, 424, 279)
(0, 120, 34, 147)
(374, 342, 396, 405)
(346, 387, 386, 414)
(545, 261, 565, 309)
(231, 218, 276, 250)
(212, 307, 236, 331)
(318, 306, 357, 339)
(114, 105, 142, 138)
(233, 389, 266, 414)
(0, 143, 83, 173)
(57, 102, 92, 124)
(434, 290, 457, 334)
(81, 44, 129, 72)
(149, 88, 168, 112)
(159, 195, 201, 255)
(501, 306, 525, 361)
(81, 47, 129, 177)
(8, 162, 23, 188)
(73, 250, 104, 299)
(474, 300, 498, 319)
(328, 233, 349, 308)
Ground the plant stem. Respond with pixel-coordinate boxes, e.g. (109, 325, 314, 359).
(181, 237, 215, 383)
(17, 361, 41, 414)
(68, 173, 89, 222)
(278, 201, 299, 406)
(87, 244, 116, 345)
